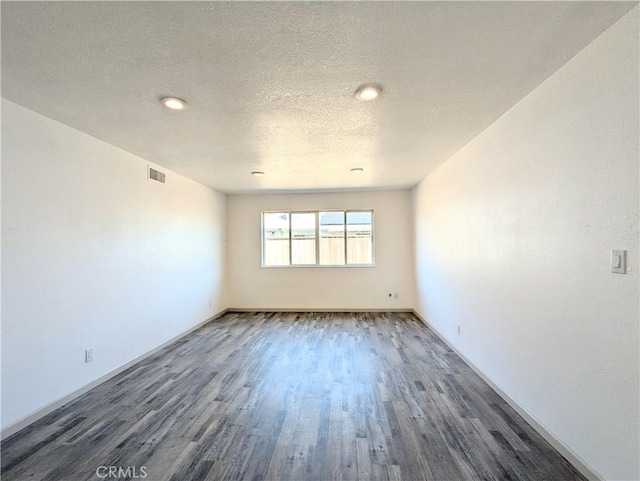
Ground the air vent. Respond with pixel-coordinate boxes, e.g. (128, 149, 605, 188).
(149, 167, 166, 184)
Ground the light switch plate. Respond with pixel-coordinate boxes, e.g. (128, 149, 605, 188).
(612, 249, 626, 274)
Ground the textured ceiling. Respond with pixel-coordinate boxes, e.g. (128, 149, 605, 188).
(1, 2, 635, 193)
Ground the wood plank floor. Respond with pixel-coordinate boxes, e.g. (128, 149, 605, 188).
(1, 312, 585, 481)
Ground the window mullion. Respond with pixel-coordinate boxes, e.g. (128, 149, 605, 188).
(288, 212, 292, 266)
(315, 211, 320, 265)
(343, 210, 347, 265)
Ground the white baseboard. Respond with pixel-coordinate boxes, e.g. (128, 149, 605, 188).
(1, 309, 228, 440)
(411, 310, 602, 481)
(227, 308, 413, 313)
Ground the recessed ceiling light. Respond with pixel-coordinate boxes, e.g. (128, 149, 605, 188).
(251, 171, 265, 176)
(355, 84, 382, 101)
(160, 97, 187, 110)
(350, 168, 364, 174)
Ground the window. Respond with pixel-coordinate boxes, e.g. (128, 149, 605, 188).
(262, 212, 289, 266)
(262, 210, 374, 267)
(319, 211, 345, 266)
(347, 211, 373, 265)
(291, 212, 316, 265)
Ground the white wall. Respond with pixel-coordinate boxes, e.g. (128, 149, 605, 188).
(412, 8, 638, 481)
(1, 99, 227, 431)
(228, 191, 414, 310)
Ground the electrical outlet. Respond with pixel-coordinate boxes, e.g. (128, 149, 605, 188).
(456, 325, 461, 336)
(393, 293, 399, 300)
(208, 300, 212, 308)
(85, 348, 94, 363)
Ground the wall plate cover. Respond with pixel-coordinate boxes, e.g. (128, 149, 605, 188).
(611, 249, 626, 274)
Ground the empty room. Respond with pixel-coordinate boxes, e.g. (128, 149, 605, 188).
(1, 2, 638, 481)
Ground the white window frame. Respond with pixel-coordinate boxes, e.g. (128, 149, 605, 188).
(261, 209, 375, 268)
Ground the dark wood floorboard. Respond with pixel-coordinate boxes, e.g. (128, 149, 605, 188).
(1, 312, 586, 481)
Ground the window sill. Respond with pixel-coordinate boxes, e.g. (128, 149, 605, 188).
(260, 264, 376, 269)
